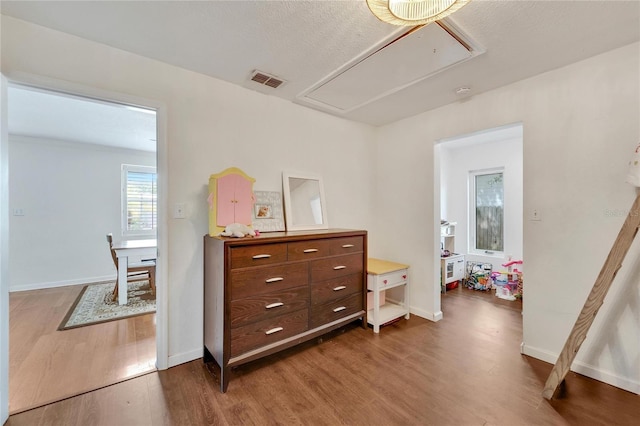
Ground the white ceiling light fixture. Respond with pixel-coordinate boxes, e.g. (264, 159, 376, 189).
(366, 0, 471, 26)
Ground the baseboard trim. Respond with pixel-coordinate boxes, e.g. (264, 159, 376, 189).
(521, 343, 640, 394)
(168, 348, 202, 369)
(410, 306, 443, 322)
(9, 275, 116, 292)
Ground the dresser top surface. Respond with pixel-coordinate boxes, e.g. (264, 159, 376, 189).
(206, 228, 366, 246)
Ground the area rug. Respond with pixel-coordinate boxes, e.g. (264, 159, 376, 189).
(58, 280, 156, 330)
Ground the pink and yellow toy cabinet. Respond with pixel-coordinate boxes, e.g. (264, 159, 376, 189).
(208, 167, 255, 236)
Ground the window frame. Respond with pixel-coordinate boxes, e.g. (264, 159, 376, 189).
(468, 167, 505, 257)
(121, 164, 157, 237)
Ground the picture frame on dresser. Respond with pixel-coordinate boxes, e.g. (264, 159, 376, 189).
(252, 191, 285, 232)
(282, 171, 328, 231)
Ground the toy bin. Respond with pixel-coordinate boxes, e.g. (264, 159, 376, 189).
(465, 261, 493, 291)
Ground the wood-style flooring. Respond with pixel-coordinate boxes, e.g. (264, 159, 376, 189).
(9, 284, 156, 414)
(7, 286, 639, 425)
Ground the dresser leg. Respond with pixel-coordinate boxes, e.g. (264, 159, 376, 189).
(220, 366, 230, 393)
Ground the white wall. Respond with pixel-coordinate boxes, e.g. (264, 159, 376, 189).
(0, 16, 377, 366)
(8, 135, 156, 291)
(440, 131, 523, 266)
(376, 42, 639, 392)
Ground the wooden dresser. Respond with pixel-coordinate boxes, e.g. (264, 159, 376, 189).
(203, 229, 367, 392)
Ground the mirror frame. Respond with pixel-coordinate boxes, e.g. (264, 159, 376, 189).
(282, 171, 328, 231)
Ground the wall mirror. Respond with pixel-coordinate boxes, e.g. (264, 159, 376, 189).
(282, 171, 328, 231)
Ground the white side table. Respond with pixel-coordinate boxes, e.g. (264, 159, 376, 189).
(367, 258, 410, 333)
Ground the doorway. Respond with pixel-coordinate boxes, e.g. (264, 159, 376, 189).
(6, 83, 163, 414)
(436, 123, 523, 308)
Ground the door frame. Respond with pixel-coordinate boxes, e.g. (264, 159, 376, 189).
(434, 122, 524, 308)
(1, 74, 169, 400)
(1, 73, 10, 425)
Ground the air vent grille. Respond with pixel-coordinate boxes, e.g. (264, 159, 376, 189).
(250, 71, 285, 89)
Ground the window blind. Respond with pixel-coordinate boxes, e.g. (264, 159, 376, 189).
(126, 170, 157, 232)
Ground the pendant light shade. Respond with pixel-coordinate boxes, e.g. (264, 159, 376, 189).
(366, 0, 471, 26)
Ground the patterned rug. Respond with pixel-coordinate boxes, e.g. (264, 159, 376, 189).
(58, 280, 156, 330)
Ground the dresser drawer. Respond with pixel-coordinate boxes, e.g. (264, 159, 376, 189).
(230, 286, 309, 328)
(329, 236, 364, 255)
(287, 240, 332, 261)
(311, 253, 363, 282)
(310, 293, 363, 329)
(230, 262, 308, 301)
(230, 243, 287, 269)
(231, 309, 309, 357)
(311, 274, 362, 305)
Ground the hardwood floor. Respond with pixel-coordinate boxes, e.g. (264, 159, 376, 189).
(8, 285, 156, 414)
(7, 286, 639, 425)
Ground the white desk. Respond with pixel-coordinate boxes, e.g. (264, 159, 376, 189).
(112, 239, 157, 305)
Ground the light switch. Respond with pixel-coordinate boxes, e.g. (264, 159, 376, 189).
(13, 208, 25, 216)
(530, 208, 542, 221)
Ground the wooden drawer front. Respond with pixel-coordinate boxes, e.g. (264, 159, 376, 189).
(310, 293, 363, 329)
(230, 243, 287, 269)
(231, 309, 309, 357)
(230, 263, 308, 301)
(287, 240, 332, 261)
(329, 236, 364, 256)
(311, 253, 363, 283)
(311, 274, 363, 306)
(367, 269, 408, 290)
(230, 286, 309, 328)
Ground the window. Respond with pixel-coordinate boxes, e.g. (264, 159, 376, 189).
(469, 169, 504, 255)
(122, 164, 157, 236)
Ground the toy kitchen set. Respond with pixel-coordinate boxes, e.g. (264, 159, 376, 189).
(440, 221, 464, 293)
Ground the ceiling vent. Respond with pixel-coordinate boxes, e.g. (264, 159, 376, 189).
(250, 71, 285, 89)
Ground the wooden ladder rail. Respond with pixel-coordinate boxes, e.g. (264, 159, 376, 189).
(542, 192, 640, 400)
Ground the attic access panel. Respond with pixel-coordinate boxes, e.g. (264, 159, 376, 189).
(301, 23, 473, 112)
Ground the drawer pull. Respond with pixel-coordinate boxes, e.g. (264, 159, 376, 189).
(303, 248, 319, 253)
(265, 302, 284, 309)
(265, 327, 283, 335)
(333, 285, 347, 291)
(333, 306, 347, 312)
(265, 277, 284, 283)
(252, 254, 272, 259)
(342, 244, 355, 248)
(333, 265, 347, 270)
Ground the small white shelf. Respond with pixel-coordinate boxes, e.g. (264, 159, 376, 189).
(367, 302, 407, 327)
(440, 222, 457, 254)
(367, 258, 410, 333)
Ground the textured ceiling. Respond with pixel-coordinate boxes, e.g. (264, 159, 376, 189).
(2, 0, 640, 146)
